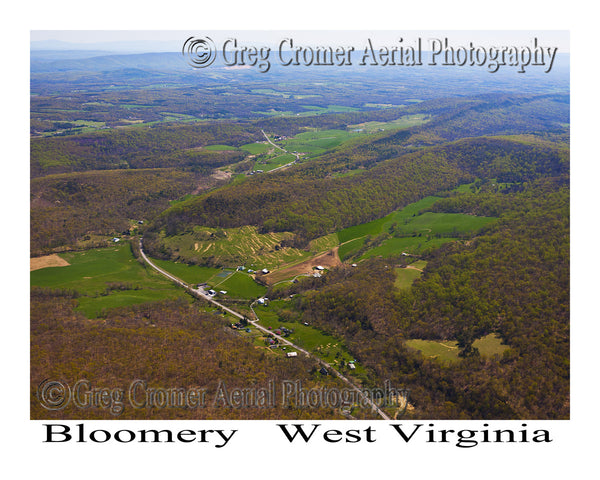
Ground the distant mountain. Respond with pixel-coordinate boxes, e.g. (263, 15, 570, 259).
(30, 39, 181, 52)
(30, 52, 188, 73)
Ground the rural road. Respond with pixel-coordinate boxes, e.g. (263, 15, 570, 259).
(138, 237, 391, 420)
(260, 129, 299, 173)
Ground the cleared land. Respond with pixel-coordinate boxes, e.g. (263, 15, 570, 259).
(160, 225, 311, 270)
(253, 299, 367, 377)
(394, 266, 423, 290)
(348, 114, 430, 133)
(263, 247, 342, 285)
(30, 243, 186, 318)
(405, 334, 508, 363)
(280, 128, 362, 157)
(337, 195, 496, 261)
(30, 254, 70, 271)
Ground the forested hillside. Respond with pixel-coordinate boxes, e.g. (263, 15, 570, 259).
(148, 134, 568, 250)
(269, 177, 569, 418)
(31, 56, 570, 422)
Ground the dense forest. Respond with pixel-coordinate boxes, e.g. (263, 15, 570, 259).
(268, 177, 569, 418)
(31, 290, 353, 420)
(30, 168, 223, 254)
(30, 122, 259, 177)
(147, 135, 568, 251)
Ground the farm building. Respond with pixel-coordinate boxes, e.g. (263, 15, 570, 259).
(286, 352, 298, 358)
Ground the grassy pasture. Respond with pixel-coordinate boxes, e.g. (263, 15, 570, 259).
(281, 129, 363, 156)
(214, 271, 267, 299)
(250, 88, 290, 97)
(253, 153, 296, 171)
(204, 144, 240, 151)
(405, 334, 508, 363)
(336, 196, 440, 244)
(336, 195, 496, 260)
(254, 300, 367, 376)
(348, 114, 430, 133)
(301, 105, 360, 114)
(394, 267, 423, 290)
(149, 258, 221, 285)
(251, 109, 295, 116)
(361, 237, 453, 259)
(240, 142, 271, 155)
(30, 243, 185, 318)
(308, 233, 339, 254)
(338, 237, 366, 261)
(392, 212, 494, 236)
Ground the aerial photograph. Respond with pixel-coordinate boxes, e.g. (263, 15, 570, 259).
(30, 30, 569, 421)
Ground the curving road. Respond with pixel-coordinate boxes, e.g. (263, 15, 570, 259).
(260, 129, 299, 172)
(138, 237, 390, 420)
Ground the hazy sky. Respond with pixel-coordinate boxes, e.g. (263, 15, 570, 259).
(31, 30, 570, 53)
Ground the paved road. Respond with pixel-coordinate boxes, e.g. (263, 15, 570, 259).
(260, 129, 299, 173)
(138, 238, 391, 420)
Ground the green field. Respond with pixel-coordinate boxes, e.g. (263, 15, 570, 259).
(149, 258, 222, 285)
(253, 153, 296, 172)
(213, 271, 267, 299)
(254, 300, 367, 376)
(30, 243, 186, 318)
(204, 144, 240, 151)
(405, 334, 508, 363)
(308, 233, 339, 254)
(336, 195, 496, 261)
(301, 105, 360, 114)
(251, 109, 295, 116)
(348, 114, 430, 133)
(281, 129, 364, 156)
(394, 267, 423, 290)
(240, 142, 271, 155)
(250, 88, 291, 97)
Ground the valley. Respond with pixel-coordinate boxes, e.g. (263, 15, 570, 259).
(30, 45, 570, 420)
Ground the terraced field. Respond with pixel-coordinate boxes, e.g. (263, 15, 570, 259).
(159, 225, 311, 270)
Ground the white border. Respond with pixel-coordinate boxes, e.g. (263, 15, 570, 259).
(6, 0, 596, 477)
